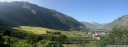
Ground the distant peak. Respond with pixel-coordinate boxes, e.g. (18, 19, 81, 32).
(88, 21, 97, 24)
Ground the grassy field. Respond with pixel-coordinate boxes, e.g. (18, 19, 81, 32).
(13, 26, 87, 37)
(12, 26, 96, 47)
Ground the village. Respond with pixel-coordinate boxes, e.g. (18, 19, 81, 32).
(85, 30, 109, 40)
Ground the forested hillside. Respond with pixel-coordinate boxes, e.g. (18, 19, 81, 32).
(0, 1, 85, 31)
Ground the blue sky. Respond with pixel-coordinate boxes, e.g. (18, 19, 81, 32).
(1, 0, 128, 24)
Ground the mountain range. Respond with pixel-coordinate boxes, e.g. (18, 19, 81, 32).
(0, 1, 128, 31)
(0, 1, 85, 31)
(81, 22, 106, 31)
(82, 14, 128, 31)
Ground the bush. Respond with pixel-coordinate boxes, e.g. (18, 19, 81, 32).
(2, 30, 11, 36)
(2, 36, 10, 47)
(11, 40, 32, 47)
(35, 40, 63, 47)
(0, 35, 4, 47)
(46, 31, 61, 35)
(99, 26, 128, 47)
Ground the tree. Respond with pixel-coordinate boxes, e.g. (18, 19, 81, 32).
(0, 35, 4, 47)
(2, 29, 11, 36)
(99, 26, 128, 47)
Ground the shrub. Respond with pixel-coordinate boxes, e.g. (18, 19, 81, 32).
(0, 35, 4, 47)
(2, 30, 11, 36)
(35, 40, 63, 47)
(11, 40, 32, 47)
(99, 26, 128, 47)
(46, 31, 61, 35)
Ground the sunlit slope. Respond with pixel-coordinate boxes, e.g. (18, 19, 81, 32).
(13, 26, 87, 37)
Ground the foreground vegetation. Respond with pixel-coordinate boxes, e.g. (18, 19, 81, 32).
(0, 26, 66, 47)
(3, 25, 126, 47)
(3, 26, 124, 47)
(99, 26, 128, 47)
(0, 26, 93, 47)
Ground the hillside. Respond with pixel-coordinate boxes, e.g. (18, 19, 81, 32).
(0, 1, 85, 31)
(105, 15, 128, 30)
(13, 26, 88, 37)
(81, 22, 105, 31)
(0, 26, 93, 47)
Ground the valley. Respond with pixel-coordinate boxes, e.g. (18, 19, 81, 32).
(0, 1, 128, 47)
(0, 26, 98, 47)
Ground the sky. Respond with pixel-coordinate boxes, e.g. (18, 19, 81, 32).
(0, 0, 128, 24)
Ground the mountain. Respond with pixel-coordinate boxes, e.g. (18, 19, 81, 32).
(81, 22, 104, 31)
(0, 1, 85, 31)
(105, 15, 128, 30)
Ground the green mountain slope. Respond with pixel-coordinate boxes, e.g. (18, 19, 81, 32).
(0, 1, 85, 31)
(105, 15, 128, 30)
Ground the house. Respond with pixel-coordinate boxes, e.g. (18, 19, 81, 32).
(92, 32, 101, 40)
